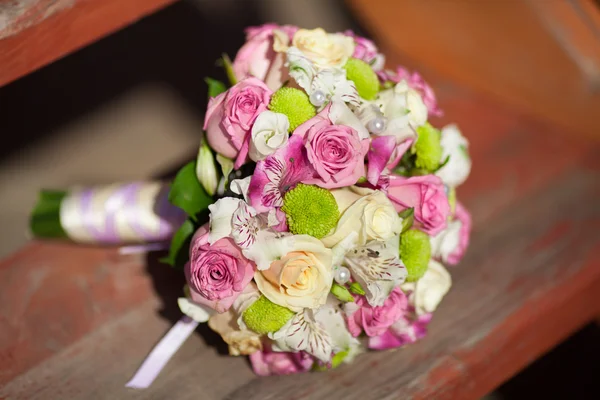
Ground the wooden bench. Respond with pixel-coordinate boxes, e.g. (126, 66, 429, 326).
(1, 1, 600, 399)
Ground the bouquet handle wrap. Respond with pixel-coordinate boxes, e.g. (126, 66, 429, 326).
(30, 182, 186, 245)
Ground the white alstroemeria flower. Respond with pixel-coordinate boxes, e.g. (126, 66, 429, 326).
(287, 48, 360, 110)
(430, 219, 462, 264)
(287, 46, 316, 93)
(208, 197, 259, 248)
(401, 259, 451, 316)
(269, 308, 333, 363)
(376, 80, 427, 142)
(311, 68, 360, 109)
(314, 297, 361, 356)
(343, 235, 407, 307)
(249, 111, 290, 162)
(329, 101, 370, 139)
(178, 297, 213, 322)
(355, 102, 381, 129)
(241, 230, 293, 271)
(435, 124, 472, 188)
(230, 176, 252, 202)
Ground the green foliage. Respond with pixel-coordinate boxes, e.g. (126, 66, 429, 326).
(205, 78, 227, 99)
(168, 162, 213, 221)
(160, 219, 195, 269)
(29, 190, 68, 239)
(331, 283, 355, 303)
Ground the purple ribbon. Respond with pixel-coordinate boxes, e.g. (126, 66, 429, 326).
(77, 183, 185, 244)
(126, 316, 199, 389)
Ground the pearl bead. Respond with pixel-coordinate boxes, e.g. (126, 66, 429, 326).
(368, 116, 387, 134)
(310, 90, 326, 107)
(334, 266, 351, 285)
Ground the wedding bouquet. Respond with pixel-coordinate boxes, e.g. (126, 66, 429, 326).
(30, 24, 472, 384)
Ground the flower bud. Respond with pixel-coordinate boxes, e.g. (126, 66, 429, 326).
(196, 134, 219, 196)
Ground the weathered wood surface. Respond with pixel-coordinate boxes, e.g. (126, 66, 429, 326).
(347, 0, 600, 140)
(0, 81, 598, 399)
(0, 0, 177, 87)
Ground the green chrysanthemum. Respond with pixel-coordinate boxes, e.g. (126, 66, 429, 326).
(400, 229, 431, 282)
(242, 296, 295, 334)
(414, 123, 443, 172)
(344, 57, 379, 100)
(268, 87, 316, 132)
(281, 183, 339, 238)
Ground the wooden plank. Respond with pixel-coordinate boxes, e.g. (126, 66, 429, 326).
(527, 0, 600, 85)
(347, 0, 600, 139)
(0, 86, 598, 397)
(0, 0, 177, 87)
(1, 151, 598, 400)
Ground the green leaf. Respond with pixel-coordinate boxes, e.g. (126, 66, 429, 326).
(160, 219, 195, 269)
(222, 53, 237, 86)
(433, 155, 450, 173)
(331, 350, 349, 368)
(29, 190, 68, 239)
(312, 350, 349, 371)
(168, 162, 213, 221)
(398, 207, 415, 233)
(331, 283, 355, 303)
(205, 77, 227, 99)
(348, 282, 366, 296)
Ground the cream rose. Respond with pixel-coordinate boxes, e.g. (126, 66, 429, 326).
(401, 260, 451, 316)
(321, 187, 402, 248)
(254, 235, 333, 312)
(291, 28, 355, 68)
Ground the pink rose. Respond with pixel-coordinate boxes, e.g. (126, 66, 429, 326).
(233, 24, 298, 90)
(204, 78, 272, 168)
(346, 288, 408, 337)
(368, 307, 432, 350)
(249, 342, 314, 376)
(294, 105, 369, 189)
(446, 202, 471, 265)
(344, 30, 384, 70)
(387, 175, 450, 236)
(184, 224, 255, 313)
(379, 67, 442, 117)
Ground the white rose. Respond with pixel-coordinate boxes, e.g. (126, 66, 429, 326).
(376, 81, 427, 142)
(322, 187, 402, 248)
(430, 219, 462, 264)
(292, 28, 355, 68)
(401, 259, 451, 315)
(248, 111, 290, 161)
(435, 124, 472, 188)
